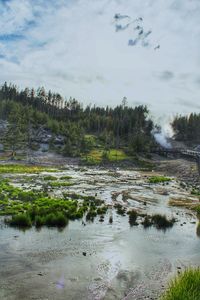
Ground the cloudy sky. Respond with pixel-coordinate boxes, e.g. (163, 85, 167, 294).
(0, 0, 200, 116)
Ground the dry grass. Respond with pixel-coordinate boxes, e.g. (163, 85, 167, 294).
(169, 197, 199, 209)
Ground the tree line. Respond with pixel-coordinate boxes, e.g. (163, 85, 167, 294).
(0, 82, 155, 157)
(172, 113, 200, 143)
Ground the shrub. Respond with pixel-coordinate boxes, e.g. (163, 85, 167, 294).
(128, 210, 138, 226)
(97, 206, 107, 215)
(195, 206, 200, 215)
(8, 213, 32, 228)
(191, 189, 200, 196)
(161, 268, 200, 300)
(86, 209, 97, 221)
(69, 209, 84, 220)
(35, 215, 45, 227)
(151, 214, 175, 229)
(114, 204, 126, 216)
(44, 212, 68, 227)
(142, 215, 152, 228)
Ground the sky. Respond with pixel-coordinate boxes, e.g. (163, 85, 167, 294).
(0, 0, 200, 117)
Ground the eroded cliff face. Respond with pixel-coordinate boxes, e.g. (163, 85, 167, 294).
(0, 119, 65, 154)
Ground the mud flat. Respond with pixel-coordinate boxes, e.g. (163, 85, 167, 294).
(0, 166, 200, 300)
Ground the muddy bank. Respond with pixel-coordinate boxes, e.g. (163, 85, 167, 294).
(153, 156, 199, 186)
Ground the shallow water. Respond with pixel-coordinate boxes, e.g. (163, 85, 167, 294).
(0, 167, 200, 300)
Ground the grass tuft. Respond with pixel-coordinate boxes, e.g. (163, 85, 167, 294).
(141, 214, 175, 230)
(0, 164, 55, 174)
(151, 214, 175, 229)
(45, 212, 68, 227)
(114, 203, 126, 216)
(161, 268, 200, 300)
(8, 213, 32, 228)
(148, 176, 172, 184)
(127, 210, 138, 226)
(43, 175, 57, 181)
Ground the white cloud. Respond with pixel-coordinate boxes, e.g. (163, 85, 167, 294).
(0, 0, 200, 116)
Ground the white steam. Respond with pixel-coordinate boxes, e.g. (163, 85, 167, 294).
(153, 119, 174, 149)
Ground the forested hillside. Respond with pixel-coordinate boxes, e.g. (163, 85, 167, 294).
(172, 114, 200, 144)
(0, 82, 155, 160)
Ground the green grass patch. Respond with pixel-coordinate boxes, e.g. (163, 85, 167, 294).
(0, 181, 105, 229)
(63, 193, 102, 205)
(7, 213, 32, 228)
(83, 150, 103, 164)
(161, 268, 200, 300)
(191, 189, 200, 196)
(194, 206, 200, 216)
(0, 164, 56, 174)
(49, 181, 74, 188)
(0, 179, 46, 207)
(59, 175, 72, 180)
(148, 176, 172, 184)
(43, 175, 58, 181)
(106, 149, 128, 161)
(43, 212, 68, 227)
(82, 148, 129, 165)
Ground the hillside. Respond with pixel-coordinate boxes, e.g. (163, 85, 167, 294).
(0, 82, 155, 163)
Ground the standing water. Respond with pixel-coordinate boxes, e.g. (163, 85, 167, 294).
(0, 166, 199, 300)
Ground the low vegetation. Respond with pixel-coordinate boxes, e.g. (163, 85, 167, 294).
(35, 212, 68, 228)
(0, 164, 55, 174)
(196, 222, 200, 237)
(141, 214, 175, 230)
(106, 149, 128, 161)
(127, 210, 138, 226)
(151, 214, 175, 229)
(195, 206, 200, 216)
(142, 215, 152, 228)
(0, 178, 108, 229)
(114, 203, 126, 216)
(59, 175, 72, 180)
(7, 213, 32, 228)
(148, 176, 172, 184)
(161, 268, 200, 300)
(0, 169, 177, 231)
(82, 149, 129, 165)
(49, 181, 74, 188)
(43, 175, 58, 181)
(191, 189, 200, 196)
